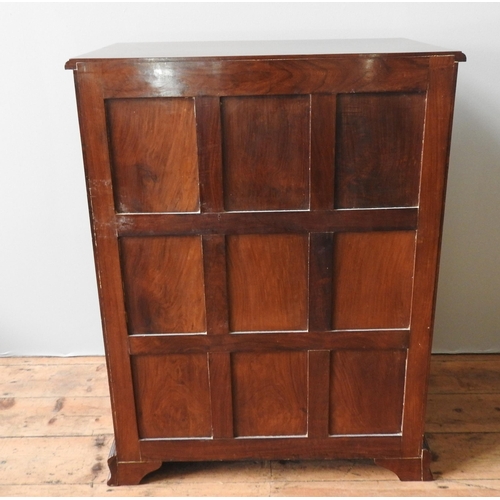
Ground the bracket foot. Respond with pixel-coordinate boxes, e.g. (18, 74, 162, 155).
(375, 442, 433, 481)
(107, 440, 163, 486)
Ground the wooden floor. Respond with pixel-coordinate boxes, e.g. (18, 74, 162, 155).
(1, 355, 500, 496)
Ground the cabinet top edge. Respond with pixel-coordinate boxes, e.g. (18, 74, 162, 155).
(65, 38, 466, 69)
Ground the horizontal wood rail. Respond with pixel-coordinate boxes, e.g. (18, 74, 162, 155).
(128, 330, 410, 355)
(115, 208, 418, 237)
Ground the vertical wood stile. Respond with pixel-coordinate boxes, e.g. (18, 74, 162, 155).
(311, 94, 336, 210)
(308, 350, 331, 438)
(202, 235, 229, 335)
(195, 96, 225, 213)
(196, 96, 233, 438)
(73, 66, 141, 461)
(309, 233, 334, 332)
(309, 94, 336, 439)
(402, 56, 459, 456)
(208, 352, 234, 438)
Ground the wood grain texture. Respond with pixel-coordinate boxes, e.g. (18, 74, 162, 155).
(335, 92, 426, 208)
(428, 357, 500, 394)
(108, 440, 162, 486)
(221, 95, 310, 211)
(307, 350, 331, 438)
(208, 352, 234, 438)
(426, 393, 500, 433)
(332, 231, 416, 330)
(195, 96, 224, 213)
(93, 57, 430, 99)
(311, 94, 336, 210)
(65, 39, 466, 68)
(117, 208, 418, 237)
(5, 354, 500, 496)
(0, 362, 108, 397)
(73, 71, 142, 461)
(0, 482, 272, 497)
(329, 350, 407, 435)
(67, 44, 464, 483)
(402, 56, 460, 457)
(426, 431, 500, 481)
(140, 435, 402, 460)
(0, 435, 115, 486)
(202, 235, 229, 335)
(375, 447, 433, 481)
(231, 352, 308, 437)
(120, 236, 206, 334)
(227, 234, 308, 332)
(106, 98, 200, 213)
(128, 330, 410, 355)
(0, 396, 111, 437)
(309, 233, 334, 332)
(131, 354, 212, 438)
(271, 480, 500, 497)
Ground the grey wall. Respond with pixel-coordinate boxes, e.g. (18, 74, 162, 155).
(1, 3, 498, 355)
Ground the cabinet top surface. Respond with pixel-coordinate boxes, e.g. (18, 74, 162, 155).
(65, 38, 465, 69)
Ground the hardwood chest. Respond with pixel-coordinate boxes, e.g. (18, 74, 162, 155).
(66, 39, 465, 485)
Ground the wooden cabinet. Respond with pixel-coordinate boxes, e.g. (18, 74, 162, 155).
(66, 39, 465, 485)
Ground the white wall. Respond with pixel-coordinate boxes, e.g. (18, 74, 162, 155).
(0, 3, 498, 355)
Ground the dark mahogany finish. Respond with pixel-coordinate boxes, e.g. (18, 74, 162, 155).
(66, 39, 465, 485)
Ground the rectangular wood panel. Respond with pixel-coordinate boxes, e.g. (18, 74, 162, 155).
(332, 231, 416, 330)
(120, 236, 206, 334)
(227, 234, 308, 332)
(329, 350, 407, 435)
(131, 354, 212, 438)
(231, 351, 308, 437)
(106, 97, 200, 213)
(335, 92, 426, 208)
(221, 95, 310, 211)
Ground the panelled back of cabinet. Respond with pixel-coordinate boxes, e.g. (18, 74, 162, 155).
(66, 40, 465, 485)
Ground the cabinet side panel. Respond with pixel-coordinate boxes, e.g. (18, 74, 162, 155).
(120, 236, 206, 334)
(231, 351, 308, 437)
(402, 56, 459, 456)
(73, 70, 143, 461)
(106, 98, 200, 213)
(335, 92, 425, 209)
(227, 234, 308, 332)
(332, 231, 416, 330)
(329, 350, 407, 435)
(221, 95, 310, 211)
(132, 354, 212, 438)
